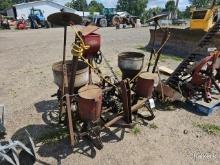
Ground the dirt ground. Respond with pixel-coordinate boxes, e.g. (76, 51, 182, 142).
(0, 27, 220, 165)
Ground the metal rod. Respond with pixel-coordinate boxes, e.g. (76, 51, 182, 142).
(62, 26, 67, 64)
(147, 24, 157, 72)
(63, 65, 76, 146)
(59, 26, 67, 122)
(104, 98, 148, 128)
(69, 33, 81, 95)
(152, 29, 170, 73)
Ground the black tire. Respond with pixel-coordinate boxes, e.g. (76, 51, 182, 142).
(99, 18, 107, 27)
(33, 20, 39, 29)
(44, 21, 50, 28)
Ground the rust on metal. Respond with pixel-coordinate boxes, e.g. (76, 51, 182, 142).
(136, 72, 158, 98)
(52, 60, 89, 89)
(104, 98, 148, 128)
(120, 80, 132, 124)
(78, 85, 103, 122)
(82, 33, 101, 58)
(63, 64, 76, 146)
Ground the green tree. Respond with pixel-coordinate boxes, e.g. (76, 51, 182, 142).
(116, 0, 148, 17)
(141, 7, 163, 23)
(0, 0, 12, 11)
(182, 5, 192, 18)
(188, 0, 211, 8)
(165, 0, 176, 19)
(145, 7, 163, 19)
(88, 0, 104, 14)
(0, 0, 41, 11)
(65, 0, 88, 11)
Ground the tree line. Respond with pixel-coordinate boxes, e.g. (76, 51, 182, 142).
(1, 0, 220, 20)
(0, 0, 38, 11)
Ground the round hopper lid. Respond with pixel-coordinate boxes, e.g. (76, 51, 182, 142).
(78, 85, 102, 100)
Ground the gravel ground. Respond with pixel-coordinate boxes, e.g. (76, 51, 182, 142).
(0, 27, 220, 165)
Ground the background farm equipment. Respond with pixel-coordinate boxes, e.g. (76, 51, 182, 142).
(28, 8, 49, 29)
(147, 0, 220, 57)
(16, 18, 27, 30)
(91, 10, 138, 28)
(0, 15, 10, 29)
(175, 50, 220, 102)
(112, 14, 137, 29)
(48, 11, 157, 149)
(165, 17, 220, 102)
(145, 12, 220, 108)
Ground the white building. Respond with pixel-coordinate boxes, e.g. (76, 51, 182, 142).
(6, 0, 89, 20)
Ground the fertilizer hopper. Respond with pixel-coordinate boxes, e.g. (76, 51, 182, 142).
(118, 52, 145, 80)
(52, 60, 89, 91)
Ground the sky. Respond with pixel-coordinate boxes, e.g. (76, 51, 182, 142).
(54, 0, 190, 11)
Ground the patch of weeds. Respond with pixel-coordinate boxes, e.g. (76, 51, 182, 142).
(131, 125, 141, 135)
(8, 89, 17, 98)
(157, 101, 176, 111)
(23, 70, 32, 74)
(160, 55, 168, 61)
(149, 123, 158, 129)
(136, 45, 146, 51)
(115, 70, 122, 77)
(37, 127, 68, 144)
(105, 59, 111, 63)
(160, 54, 183, 62)
(169, 56, 183, 62)
(194, 122, 220, 135)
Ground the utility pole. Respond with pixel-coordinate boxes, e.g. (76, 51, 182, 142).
(174, 0, 179, 19)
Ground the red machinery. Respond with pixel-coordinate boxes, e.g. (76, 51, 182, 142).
(16, 19, 27, 30)
(184, 51, 220, 102)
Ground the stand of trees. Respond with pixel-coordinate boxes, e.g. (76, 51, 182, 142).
(116, 0, 148, 17)
(189, 0, 220, 8)
(0, 0, 38, 11)
(66, 0, 104, 15)
(65, 0, 88, 11)
(165, 0, 176, 19)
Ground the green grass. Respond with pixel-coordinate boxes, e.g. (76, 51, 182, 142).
(160, 54, 183, 62)
(135, 45, 183, 62)
(157, 101, 177, 111)
(136, 45, 146, 51)
(168, 55, 183, 62)
(194, 122, 220, 135)
(37, 127, 69, 144)
(149, 123, 158, 129)
(131, 125, 141, 135)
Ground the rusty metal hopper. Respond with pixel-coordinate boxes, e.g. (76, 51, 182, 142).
(52, 60, 89, 88)
(118, 52, 145, 79)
